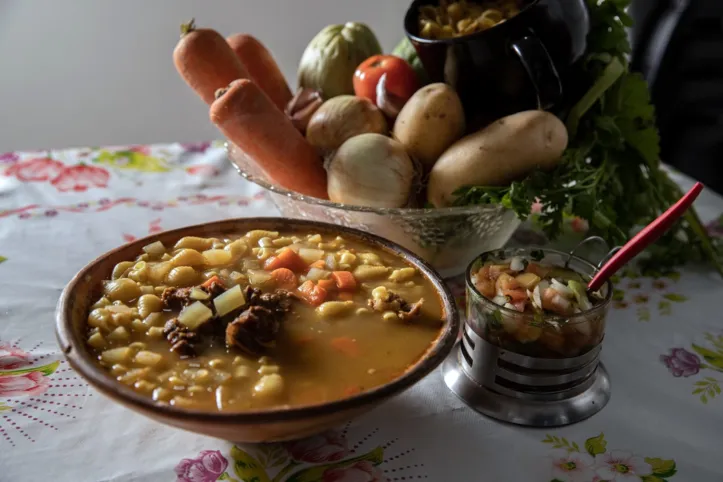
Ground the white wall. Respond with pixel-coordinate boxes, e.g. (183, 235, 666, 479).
(0, 0, 409, 152)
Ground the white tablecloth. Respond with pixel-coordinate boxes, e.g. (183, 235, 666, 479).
(1, 143, 722, 481)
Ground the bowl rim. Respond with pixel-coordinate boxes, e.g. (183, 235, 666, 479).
(225, 142, 505, 216)
(56, 216, 460, 424)
(465, 246, 614, 323)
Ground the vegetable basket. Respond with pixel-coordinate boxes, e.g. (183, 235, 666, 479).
(227, 142, 520, 278)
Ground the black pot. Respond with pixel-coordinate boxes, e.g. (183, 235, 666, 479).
(404, 0, 590, 128)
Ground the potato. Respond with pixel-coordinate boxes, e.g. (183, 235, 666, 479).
(427, 110, 568, 207)
(392, 83, 465, 170)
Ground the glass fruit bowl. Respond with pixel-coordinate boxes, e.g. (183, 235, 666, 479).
(465, 247, 613, 358)
(226, 142, 521, 278)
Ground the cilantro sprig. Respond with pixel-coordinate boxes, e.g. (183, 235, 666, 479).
(454, 0, 722, 275)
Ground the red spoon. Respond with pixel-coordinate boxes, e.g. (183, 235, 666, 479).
(587, 182, 704, 292)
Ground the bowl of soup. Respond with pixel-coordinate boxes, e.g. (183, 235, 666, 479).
(55, 218, 459, 442)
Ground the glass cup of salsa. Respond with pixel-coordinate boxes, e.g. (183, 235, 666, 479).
(465, 247, 613, 359)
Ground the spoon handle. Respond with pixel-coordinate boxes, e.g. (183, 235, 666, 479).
(587, 182, 704, 292)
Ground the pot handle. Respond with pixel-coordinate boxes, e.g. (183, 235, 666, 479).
(510, 35, 562, 110)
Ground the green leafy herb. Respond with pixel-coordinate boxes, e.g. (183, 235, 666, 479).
(452, 0, 722, 275)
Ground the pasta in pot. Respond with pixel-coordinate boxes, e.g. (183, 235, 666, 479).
(418, 0, 524, 39)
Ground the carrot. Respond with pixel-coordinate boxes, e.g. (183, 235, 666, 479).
(331, 337, 360, 357)
(337, 291, 354, 301)
(201, 275, 224, 289)
(209, 78, 328, 199)
(226, 34, 292, 111)
(297, 280, 328, 306)
(331, 271, 357, 291)
(270, 268, 298, 290)
(173, 19, 250, 105)
(317, 279, 337, 291)
(264, 247, 307, 272)
(309, 260, 327, 269)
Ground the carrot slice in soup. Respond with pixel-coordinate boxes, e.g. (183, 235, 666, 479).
(331, 271, 357, 291)
(201, 275, 224, 289)
(270, 268, 298, 290)
(265, 247, 307, 272)
(317, 279, 337, 291)
(297, 280, 327, 306)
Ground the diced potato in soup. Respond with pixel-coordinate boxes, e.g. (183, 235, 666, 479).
(86, 230, 444, 412)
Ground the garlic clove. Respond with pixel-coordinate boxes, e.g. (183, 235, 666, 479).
(375, 73, 406, 120)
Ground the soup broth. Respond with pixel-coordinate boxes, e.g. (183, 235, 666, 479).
(85, 230, 444, 411)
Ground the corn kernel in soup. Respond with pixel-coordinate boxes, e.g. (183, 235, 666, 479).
(86, 230, 444, 412)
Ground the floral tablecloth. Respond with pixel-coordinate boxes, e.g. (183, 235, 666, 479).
(1, 142, 722, 481)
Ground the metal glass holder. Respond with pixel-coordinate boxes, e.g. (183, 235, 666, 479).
(442, 328, 610, 427)
(443, 240, 616, 427)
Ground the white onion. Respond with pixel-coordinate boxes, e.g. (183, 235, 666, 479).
(327, 134, 416, 208)
(509, 256, 525, 272)
(532, 285, 543, 309)
(492, 295, 509, 306)
(551, 278, 574, 298)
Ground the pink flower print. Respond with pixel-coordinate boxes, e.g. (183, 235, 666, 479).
(0, 152, 19, 164)
(174, 450, 228, 482)
(5, 157, 65, 182)
(660, 348, 702, 377)
(0, 372, 49, 397)
(548, 449, 596, 482)
(594, 450, 653, 481)
(129, 145, 151, 155)
(531, 200, 543, 214)
(322, 461, 386, 482)
(285, 431, 348, 463)
(186, 165, 220, 177)
(182, 142, 212, 153)
(50, 164, 110, 192)
(0, 343, 31, 370)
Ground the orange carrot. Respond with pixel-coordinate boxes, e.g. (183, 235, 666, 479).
(173, 19, 250, 105)
(317, 279, 337, 291)
(297, 280, 328, 306)
(264, 247, 307, 272)
(209, 78, 328, 199)
(226, 34, 292, 111)
(309, 260, 327, 269)
(201, 275, 224, 289)
(331, 271, 357, 291)
(337, 291, 354, 301)
(331, 337, 360, 357)
(270, 268, 298, 290)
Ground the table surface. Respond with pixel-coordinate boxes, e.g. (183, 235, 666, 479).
(1, 143, 722, 482)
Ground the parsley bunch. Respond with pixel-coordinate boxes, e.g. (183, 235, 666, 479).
(454, 0, 722, 275)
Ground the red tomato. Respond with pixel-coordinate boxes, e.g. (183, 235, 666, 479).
(353, 55, 419, 105)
